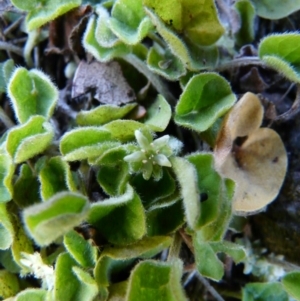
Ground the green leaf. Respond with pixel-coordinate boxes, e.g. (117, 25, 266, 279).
(94, 236, 172, 288)
(170, 156, 200, 230)
(11, 0, 81, 31)
(108, 281, 128, 301)
(193, 238, 224, 281)
(186, 153, 222, 227)
(15, 288, 47, 301)
(0, 270, 20, 298)
(8, 67, 58, 124)
(76, 103, 137, 126)
(258, 33, 300, 83)
(282, 272, 300, 301)
(146, 200, 185, 236)
(109, 0, 154, 45)
(144, 0, 224, 46)
(175, 73, 236, 132)
(0, 204, 14, 250)
(103, 120, 150, 142)
(64, 230, 98, 268)
(147, 44, 186, 80)
(54, 252, 80, 301)
(197, 179, 234, 241)
(126, 259, 187, 301)
(145, 8, 218, 71)
(242, 282, 288, 301)
(131, 169, 176, 209)
(142, 95, 172, 132)
(72, 266, 99, 301)
(6, 116, 54, 164)
(39, 156, 79, 200)
(60, 127, 119, 161)
(13, 163, 40, 208)
(0, 59, 14, 93)
(234, 0, 255, 46)
(83, 15, 130, 63)
(251, 0, 300, 20)
(210, 241, 246, 263)
(23, 192, 90, 246)
(88, 184, 146, 245)
(0, 149, 14, 202)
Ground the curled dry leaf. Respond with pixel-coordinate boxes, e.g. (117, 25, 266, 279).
(214, 92, 287, 215)
(72, 60, 135, 105)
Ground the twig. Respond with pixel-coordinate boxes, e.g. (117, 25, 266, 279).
(196, 272, 226, 301)
(0, 107, 15, 128)
(183, 270, 197, 287)
(167, 231, 182, 261)
(179, 228, 194, 253)
(0, 41, 23, 56)
(3, 16, 24, 36)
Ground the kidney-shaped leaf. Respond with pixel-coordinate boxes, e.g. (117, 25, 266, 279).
(8, 68, 58, 124)
(23, 192, 90, 246)
(88, 184, 146, 245)
(0, 270, 20, 299)
(6, 115, 54, 164)
(60, 127, 119, 161)
(11, 0, 81, 31)
(175, 73, 236, 132)
(15, 288, 47, 301)
(126, 259, 187, 301)
(259, 33, 300, 83)
(0, 204, 14, 250)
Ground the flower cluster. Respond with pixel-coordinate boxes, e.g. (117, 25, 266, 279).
(124, 130, 173, 180)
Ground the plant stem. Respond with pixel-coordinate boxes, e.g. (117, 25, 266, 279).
(167, 231, 182, 261)
(0, 41, 23, 56)
(123, 53, 176, 105)
(3, 16, 24, 36)
(0, 107, 15, 128)
(196, 272, 226, 301)
(148, 32, 167, 49)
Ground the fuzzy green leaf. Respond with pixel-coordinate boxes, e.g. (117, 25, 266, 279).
(282, 272, 300, 301)
(147, 44, 186, 81)
(64, 230, 98, 268)
(193, 238, 224, 281)
(242, 282, 289, 301)
(6, 116, 54, 164)
(210, 241, 246, 263)
(0, 59, 14, 93)
(54, 252, 80, 301)
(76, 103, 137, 126)
(15, 288, 47, 301)
(131, 169, 176, 209)
(11, 0, 81, 31)
(142, 95, 172, 132)
(103, 120, 150, 142)
(13, 164, 40, 208)
(109, 0, 154, 45)
(146, 200, 185, 236)
(251, 0, 300, 20)
(175, 73, 236, 132)
(258, 33, 300, 83)
(23, 192, 90, 246)
(83, 15, 130, 63)
(170, 156, 200, 230)
(88, 184, 146, 245)
(126, 259, 187, 301)
(8, 68, 58, 124)
(72, 266, 99, 301)
(0, 149, 14, 202)
(94, 236, 172, 288)
(145, 8, 218, 71)
(39, 156, 78, 200)
(234, 0, 255, 46)
(60, 127, 119, 161)
(0, 204, 14, 250)
(186, 153, 222, 227)
(0, 270, 20, 299)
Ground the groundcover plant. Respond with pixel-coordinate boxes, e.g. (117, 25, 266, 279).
(0, 0, 300, 300)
